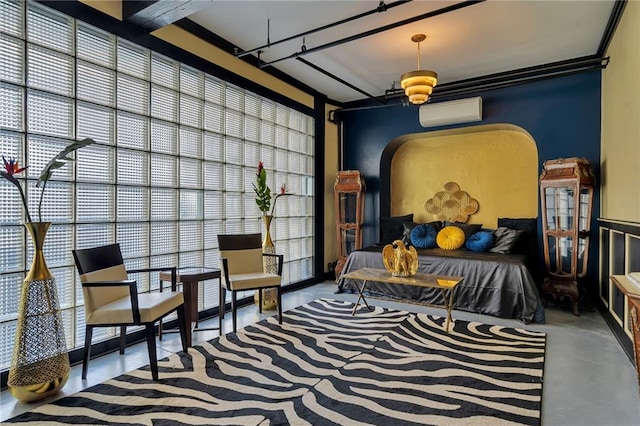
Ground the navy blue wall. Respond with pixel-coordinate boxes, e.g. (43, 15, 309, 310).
(340, 70, 602, 287)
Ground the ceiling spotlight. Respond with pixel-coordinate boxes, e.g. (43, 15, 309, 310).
(400, 34, 438, 105)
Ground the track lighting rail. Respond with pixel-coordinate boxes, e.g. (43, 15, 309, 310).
(236, 0, 413, 58)
(259, 0, 486, 68)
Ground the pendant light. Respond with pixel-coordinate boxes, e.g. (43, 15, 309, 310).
(400, 34, 438, 105)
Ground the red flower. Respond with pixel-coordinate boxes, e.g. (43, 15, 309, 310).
(257, 161, 264, 175)
(280, 184, 288, 194)
(2, 156, 27, 176)
(1, 156, 31, 222)
(2, 138, 95, 222)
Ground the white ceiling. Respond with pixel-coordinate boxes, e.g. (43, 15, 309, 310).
(186, 0, 616, 104)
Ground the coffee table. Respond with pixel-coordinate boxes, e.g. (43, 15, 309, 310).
(341, 267, 464, 332)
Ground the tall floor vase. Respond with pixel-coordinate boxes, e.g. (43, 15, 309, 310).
(255, 215, 278, 310)
(8, 222, 70, 403)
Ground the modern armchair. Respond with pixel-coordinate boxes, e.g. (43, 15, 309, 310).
(217, 233, 283, 333)
(72, 243, 187, 381)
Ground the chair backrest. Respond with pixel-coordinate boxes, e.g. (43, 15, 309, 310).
(217, 233, 264, 275)
(72, 243, 129, 316)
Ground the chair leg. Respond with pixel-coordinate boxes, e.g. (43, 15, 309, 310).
(145, 323, 159, 381)
(219, 285, 225, 335)
(158, 278, 164, 341)
(277, 286, 282, 324)
(232, 290, 237, 333)
(258, 289, 263, 313)
(119, 325, 127, 354)
(176, 304, 188, 353)
(82, 326, 93, 379)
(220, 287, 226, 319)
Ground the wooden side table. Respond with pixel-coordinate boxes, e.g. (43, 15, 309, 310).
(610, 274, 640, 391)
(160, 267, 221, 347)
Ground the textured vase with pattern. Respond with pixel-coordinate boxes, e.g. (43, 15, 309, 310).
(255, 215, 278, 310)
(8, 222, 70, 403)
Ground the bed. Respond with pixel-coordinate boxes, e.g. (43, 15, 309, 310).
(337, 244, 545, 324)
(342, 136, 545, 323)
(336, 186, 546, 324)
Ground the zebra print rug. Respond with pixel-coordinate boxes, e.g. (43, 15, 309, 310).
(6, 298, 546, 425)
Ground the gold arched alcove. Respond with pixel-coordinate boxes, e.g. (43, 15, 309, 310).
(389, 123, 538, 228)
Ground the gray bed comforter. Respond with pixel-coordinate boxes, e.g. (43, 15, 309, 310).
(336, 246, 545, 323)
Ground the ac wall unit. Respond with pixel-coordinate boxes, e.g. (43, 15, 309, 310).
(419, 96, 482, 128)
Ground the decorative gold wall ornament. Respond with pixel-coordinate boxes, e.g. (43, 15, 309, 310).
(424, 181, 479, 222)
(382, 240, 418, 277)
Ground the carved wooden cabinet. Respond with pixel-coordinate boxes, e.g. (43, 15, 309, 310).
(539, 157, 595, 315)
(334, 171, 365, 281)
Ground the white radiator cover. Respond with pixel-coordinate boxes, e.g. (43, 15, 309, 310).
(419, 97, 483, 128)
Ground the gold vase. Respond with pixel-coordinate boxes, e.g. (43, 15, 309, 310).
(8, 222, 70, 403)
(262, 214, 274, 251)
(254, 215, 277, 310)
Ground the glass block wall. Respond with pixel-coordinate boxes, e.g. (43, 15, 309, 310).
(0, 0, 315, 371)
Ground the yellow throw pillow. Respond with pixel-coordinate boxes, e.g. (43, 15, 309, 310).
(437, 226, 465, 250)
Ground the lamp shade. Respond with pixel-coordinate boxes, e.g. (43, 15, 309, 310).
(400, 70, 438, 105)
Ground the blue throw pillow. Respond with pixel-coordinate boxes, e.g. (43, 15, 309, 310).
(465, 231, 495, 252)
(403, 220, 444, 246)
(410, 224, 438, 249)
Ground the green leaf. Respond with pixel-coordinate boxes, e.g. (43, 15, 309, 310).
(56, 138, 95, 158)
(37, 138, 95, 186)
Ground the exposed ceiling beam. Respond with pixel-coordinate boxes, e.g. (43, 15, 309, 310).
(597, 0, 627, 57)
(296, 57, 385, 104)
(123, 0, 214, 32)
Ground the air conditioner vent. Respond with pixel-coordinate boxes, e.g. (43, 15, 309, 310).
(419, 97, 482, 128)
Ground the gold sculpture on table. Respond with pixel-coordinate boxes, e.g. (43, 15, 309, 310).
(382, 240, 418, 277)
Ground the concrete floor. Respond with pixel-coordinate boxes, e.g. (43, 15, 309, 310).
(2, 281, 640, 425)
